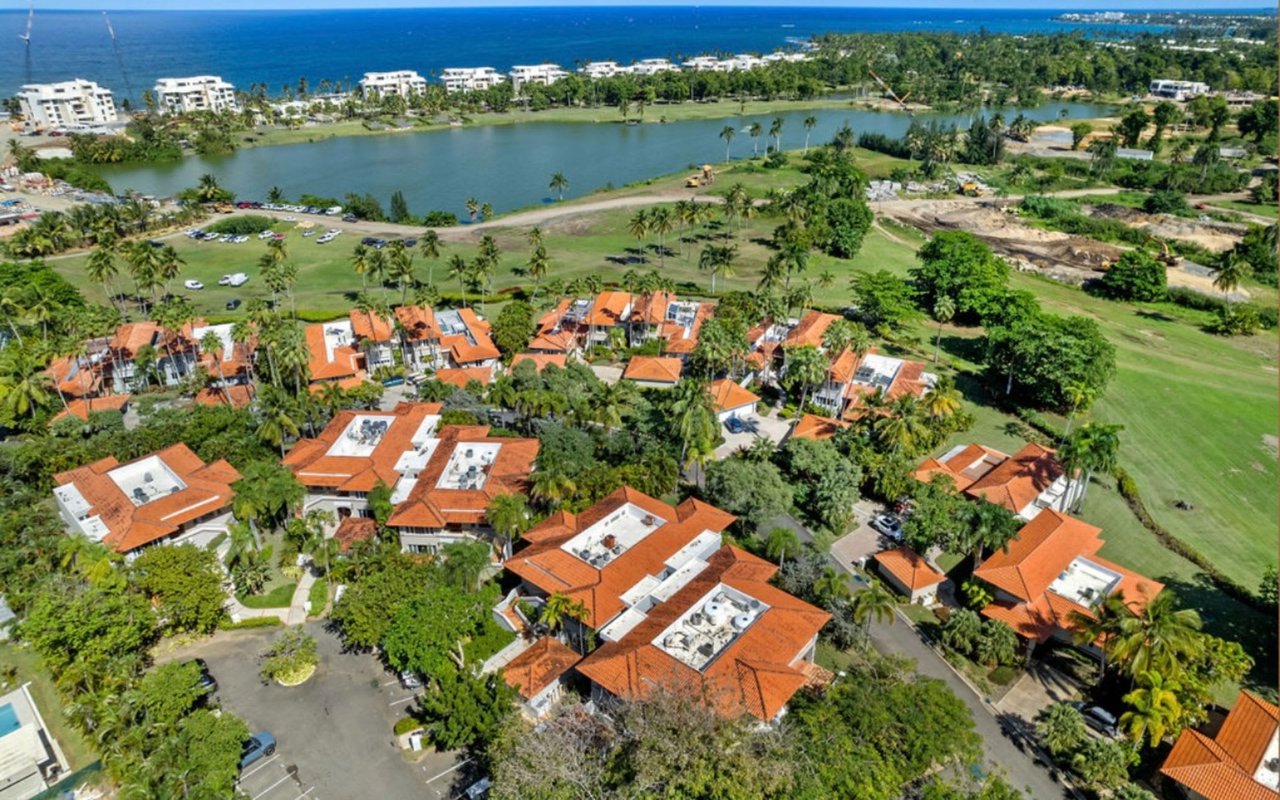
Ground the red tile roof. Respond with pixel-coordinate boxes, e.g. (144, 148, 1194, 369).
(436, 366, 495, 388)
(628, 291, 673, 326)
(282, 402, 444, 494)
(707, 379, 759, 413)
(1161, 692, 1280, 800)
(350, 309, 396, 343)
(386, 426, 539, 529)
(783, 311, 839, 349)
(110, 322, 162, 359)
(334, 516, 379, 553)
(913, 443, 1010, 493)
(527, 330, 577, 354)
(53, 443, 241, 553)
(46, 354, 102, 398)
(876, 546, 946, 592)
(623, 356, 683, 384)
(964, 443, 1064, 514)
(305, 322, 366, 382)
(510, 353, 567, 372)
(502, 637, 581, 701)
(505, 487, 735, 628)
(51, 394, 130, 423)
(575, 546, 830, 721)
(394, 305, 442, 343)
(195, 384, 254, 409)
(536, 298, 574, 334)
(584, 291, 632, 327)
(790, 414, 849, 441)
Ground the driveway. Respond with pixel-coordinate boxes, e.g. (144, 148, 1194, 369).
(590, 365, 623, 385)
(829, 499, 893, 572)
(160, 623, 475, 800)
(713, 411, 790, 458)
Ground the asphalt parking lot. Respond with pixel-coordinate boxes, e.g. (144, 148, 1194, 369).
(161, 622, 479, 800)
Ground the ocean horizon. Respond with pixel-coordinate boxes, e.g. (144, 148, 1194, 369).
(0, 6, 1260, 102)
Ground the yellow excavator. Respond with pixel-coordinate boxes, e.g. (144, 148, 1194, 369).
(684, 164, 715, 188)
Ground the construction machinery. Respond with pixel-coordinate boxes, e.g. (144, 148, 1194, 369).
(958, 181, 984, 197)
(1145, 235, 1179, 266)
(866, 64, 913, 113)
(685, 164, 715, 188)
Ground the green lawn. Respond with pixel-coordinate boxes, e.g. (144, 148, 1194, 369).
(307, 578, 328, 617)
(238, 580, 296, 609)
(0, 643, 96, 769)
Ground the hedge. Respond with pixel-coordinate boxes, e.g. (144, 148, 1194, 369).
(219, 616, 283, 630)
(1112, 465, 1267, 612)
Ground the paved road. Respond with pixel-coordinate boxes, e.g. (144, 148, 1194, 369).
(865, 615, 1073, 800)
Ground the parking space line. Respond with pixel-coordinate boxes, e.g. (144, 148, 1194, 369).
(381, 678, 400, 687)
(291, 787, 315, 800)
(424, 757, 472, 784)
(239, 754, 280, 782)
(252, 774, 293, 800)
(389, 695, 417, 707)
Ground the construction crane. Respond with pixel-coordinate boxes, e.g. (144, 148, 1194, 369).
(17, 0, 32, 45)
(866, 64, 913, 114)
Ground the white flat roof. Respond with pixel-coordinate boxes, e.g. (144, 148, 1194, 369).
(107, 455, 186, 507)
(654, 583, 769, 671)
(561, 502, 667, 569)
(1049, 556, 1122, 609)
(191, 322, 234, 362)
(326, 414, 395, 458)
(320, 320, 355, 363)
(435, 442, 502, 491)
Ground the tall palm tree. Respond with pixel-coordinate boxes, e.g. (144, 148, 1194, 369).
(542, 591, 589, 652)
(350, 243, 371, 292)
(465, 197, 480, 223)
(199, 331, 229, 404)
(1061, 381, 1096, 438)
(769, 116, 784, 152)
(1211, 250, 1247, 306)
(387, 241, 417, 305)
(487, 493, 531, 561)
(1111, 592, 1202, 678)
(669, 378, 718, 477)
(526, 244, 550, 302)
(815, 566, 852, 605)
(0, 347, 54, 421)
(253, 384, 302, 458)
(802, 115, 817, 153)
(719, 125, 736, 161)
(763, 527, 800, 567)
(748, 122, 763, 157)
(530, 469, 576, 511)
(86, 240, 123, 316)
(648, 206, 674, 268)
(418, 230, 442, 287)
(1121, 670, 1183, 747)
(447, 254, 471, 308)
(698, 243, 737, 293)
(628, 209, 649, 262)
(548, 172, 569, 202)
(852, 582, 896, 647)
(922, 374, 962, 422)
(931, 295, 955, 362)
(1060, 422, 1122, 512)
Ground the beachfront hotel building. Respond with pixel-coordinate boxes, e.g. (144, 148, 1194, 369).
(17, 79, 116, 129)
(358, 70, 429, 99)
(509, 64, 569, 93)
(579, 61, 626, 79)
(153, 75, 240, 115)
(440, 67, 507, 93)
(629, 58, 678, 76)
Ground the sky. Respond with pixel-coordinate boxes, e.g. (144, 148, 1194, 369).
(12, 1, 1271, 10)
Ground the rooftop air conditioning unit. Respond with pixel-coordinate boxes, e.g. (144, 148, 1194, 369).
(642, 515, 655, 526)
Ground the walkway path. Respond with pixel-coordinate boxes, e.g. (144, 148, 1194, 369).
(222, 569, 318, 626)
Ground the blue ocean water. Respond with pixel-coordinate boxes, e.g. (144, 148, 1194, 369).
(0, 6, 1204, 103)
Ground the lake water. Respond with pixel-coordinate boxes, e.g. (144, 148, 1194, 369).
(98, 103, 1115, 218)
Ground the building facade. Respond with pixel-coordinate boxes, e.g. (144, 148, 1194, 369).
(154, 75, 239, 115)
(359, 71, 429, 98)
(18, 79, 116, 129)
(440, 68, 506, 93)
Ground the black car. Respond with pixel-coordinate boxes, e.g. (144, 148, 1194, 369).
(225, 299, 241, 311)
(724, 416, 746, 434)
(185, 658, 218, 694)
(402, 238, 417, 248)
(342, 213, 358, 222)
(360, 236, 378, 246)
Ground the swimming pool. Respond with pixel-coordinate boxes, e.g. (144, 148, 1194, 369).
(0, 703, 20, 737)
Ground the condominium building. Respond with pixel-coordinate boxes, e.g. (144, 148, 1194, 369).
(17, 79, 116, 129)
(629, 58, 678, 76)
(153, 75, 239, 115)
(358, 70, 429, 99)
(1149, 79, 1210, 100)
(440, 67, 506, 93)
(509, 64, 568, 93)
(579, 61, 626, 79)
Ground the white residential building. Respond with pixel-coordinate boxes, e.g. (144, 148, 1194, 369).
(17, 79, 116, 129)
(509, 64, 568, 93)
(629, 58, 677, 76)
(580, 61, 626, 79)
(359, 70, 429, 99)
(153, 75, 239, 115)
(682, 56, 725, 72)
(1148, 79, 1210, 101)
(440, 67, 507, 93)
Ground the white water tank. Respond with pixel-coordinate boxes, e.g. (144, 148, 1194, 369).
(732, 613, 752, 631)
(703, 601, 727, 626)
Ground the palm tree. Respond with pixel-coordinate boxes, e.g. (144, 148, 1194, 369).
(922, 374, 962, 422)
(530, 469, 576, 511)
(1212, 250, 1247, 305)
(802, 115, 817, 153)
(199, 330, 229, 403)
(1121, 670, 1183, 747)
(86, 241, 122, 316)
(526, 245, 550, 302)
(0, 347, 54, 421)
(719, 125, 736, 161)
(852, 582, 896, 647)
(253, 384, 302, 458)
(769, 116, 784, 152)
(350, 243, 371, 292)
(465, 197, 480, 223)
(1059, 422, 1122, 512)
(549, 172, 569, 202)
(668, 378, 718, 474)
(542, 591, 589, 652)
(1070, 592, 1132, 675)
(782, 344, 827, 411)
(815, 566, 852, 605)
(648, 206, 674, 268)
(418, 230, 442, 287)
(931, 295, 955, 362)
(487, 493, 531, 560)
(387, 241, 417, 305)
(748, 122, 763, 157)
(763, 527, 800, 567)
(698, 243, 736, 293)
(447, 254, 471, 308)
(1111, 592, 1203, 678)
(1061, 381, 1096, 438)
(480, 202, 494, 222)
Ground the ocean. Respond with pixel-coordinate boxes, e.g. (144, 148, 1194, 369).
(0, 6, 1206, 102)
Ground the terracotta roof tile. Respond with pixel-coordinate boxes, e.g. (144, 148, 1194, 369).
(575, 546, 829, 721)
(584, 291, 633, 327)
(707, 379, 759, 413)
(110, 322, 161, 358)
(913, 443, 1010, 493)
(1161, 692, 1280, 800)
(283, 402, 444, 494)
(386, 426, 538, 530)
(510, 353, 567, 372)
(964, 442, 1064, 514)
(51, 394, 130, 423)
(436, 366, 495, 388)
(334, 516, 379, 553)
(789, 414, 849, 441)
(505, 487, 734, 628)
(195, 385, 254, 409)
(783, 311, 839, 349)
(53, 443, 241, 554)
(305, 322, 365, 382)
(628, 292, 673, 325)
(876, 546, 946, 592)
(974, 510, 1103, 603)
(623, 356, 682, 384)
(502, 637, 581, 701)
(46, 354, 102, 398)
(394, 305, 442, 343)
(350, 309, 396, 342)
(536, 298, 574, 334)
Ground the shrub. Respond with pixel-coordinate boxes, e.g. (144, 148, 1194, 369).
(259, 627, 318, 684)
(1142, 190, 1189, 215)
(1207, 304, 1262, 336)
(205, 215, 274, 235)
(394, 716, 425, 736)
(1094, 251, 1167, 302)
(220, 616, 283, 630)
(988, 665, 1018, 685)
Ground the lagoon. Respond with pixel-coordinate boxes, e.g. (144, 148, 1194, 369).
(98, 103, 1115, 219)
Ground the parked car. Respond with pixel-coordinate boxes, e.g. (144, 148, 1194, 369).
(240, 732, 277, 769)
(724, 416, 746, 434)
(400, 670, 423, 690)
(185, 658, 217, 695)
(225, 299, 242, 311)
(183, 279, 204, 290)
(342, 213, 357, 222)
(869, 513, 904, 542)
(1071, 702, 1119, 738)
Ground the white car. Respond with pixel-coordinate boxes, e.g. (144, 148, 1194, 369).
(219, 273, 249, 287)
(184, 279, 204, 290)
